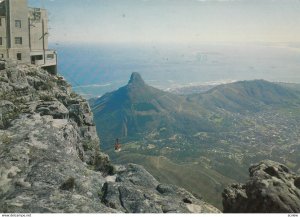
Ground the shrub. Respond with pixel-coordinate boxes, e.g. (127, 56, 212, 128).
(94, 153, 116, 176)
(60, 177, 75, 191)
(82, 139, 98, 151)
(41, 80, 55, 91)
(39, 94, 53, 101)
(0, 133, 11, 144)
(70, 92, 78, 98)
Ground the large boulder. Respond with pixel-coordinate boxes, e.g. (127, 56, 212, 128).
(0, 100, 17, 129)
(101, 164, 220, 213)
(68, 102, 94, 126)
(35, 101, 69, 119)
(223, 160, 300, 213)
(0, 114, 115, 213)
(0, 61, 5, 70)
(0, 63, 113, 212)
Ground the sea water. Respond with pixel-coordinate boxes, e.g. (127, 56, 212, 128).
(51, 42, 300, 98)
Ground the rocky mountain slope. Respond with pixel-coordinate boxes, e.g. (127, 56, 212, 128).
(0, 60, 219, 213)
(90, 72, 300, 208)
(189, 79, 300, 113)
(91, 72, 300, 148)
(223, 160, 300, 213)
(91, 72, 191, 144)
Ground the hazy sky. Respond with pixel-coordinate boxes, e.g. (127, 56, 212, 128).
(28, 0, 300, 44)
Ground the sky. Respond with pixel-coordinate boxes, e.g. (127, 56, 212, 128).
(27, 0, 300, 44)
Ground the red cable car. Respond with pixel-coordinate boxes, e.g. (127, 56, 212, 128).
(114, 139, 121, 152)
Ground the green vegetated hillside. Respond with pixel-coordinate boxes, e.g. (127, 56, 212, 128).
(193, 79, 300, 113)
(108, 151, 235, 208)
(90, 73, 300, 209)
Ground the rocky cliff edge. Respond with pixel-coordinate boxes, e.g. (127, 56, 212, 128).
(223, 160, 300, 213)
(0, 60, 219, 213)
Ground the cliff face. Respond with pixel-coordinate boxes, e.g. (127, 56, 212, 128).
(0, 60, 219, 213)
(223, 160, 300, 213)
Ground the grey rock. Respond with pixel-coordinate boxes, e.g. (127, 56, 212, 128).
(4, 59, 17, 68)
(101, 182, 127, 212)
(68, 102, 94, 126)
(36, 101, 69, 119)
(118, 185, 161, 213)
(0, 61, 5, 70)
(0, 113, 115, 213)
(0, 101, 16, 114)
(116, 164, 159, 188)
(223, 160, 300, 213)
(0, 100, 18, 129)
(101, 164, 220, 213)
(295, 177, 300, 189)
(157, 183, 182, 195)
(0, 63, 115, 212)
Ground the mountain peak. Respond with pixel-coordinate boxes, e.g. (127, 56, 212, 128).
(128, 72, 145, 85)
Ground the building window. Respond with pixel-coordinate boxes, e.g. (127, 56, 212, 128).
(31, 55, 44, 64)
(30, 8, 41, 21)
(0, 18, 2, 26)
(35, 55, 43, 60)
(15, 20, 21, 28)
(0, 54, 4, 58)
(17, 53, 22, 60)
(15, 37, 22, 45)
(0, 37, 2, 46)
(47, 54, 54, 59)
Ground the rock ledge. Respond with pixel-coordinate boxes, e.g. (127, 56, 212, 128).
(223, 160, 300, 213)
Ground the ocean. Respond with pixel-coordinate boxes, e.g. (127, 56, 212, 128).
(51, 42, 300, 98)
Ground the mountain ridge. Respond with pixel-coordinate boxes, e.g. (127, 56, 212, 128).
(196, 79, 300, 113)
(91, 73, 300, 147)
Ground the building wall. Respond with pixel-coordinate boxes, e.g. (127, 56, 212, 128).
(0, 0, 56, 71)
(0, 2, 7, 59)
(7, 0, 30, 63)
(29, 8, 49, 51)
(8, 0, 29, 48)
(29, 7, 55, 68)
(0, 16, 8, 58)
(7, 48, 30, 63)
(44, 50, 56, 66)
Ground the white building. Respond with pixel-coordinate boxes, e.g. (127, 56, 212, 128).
(0, 0, 57, 74)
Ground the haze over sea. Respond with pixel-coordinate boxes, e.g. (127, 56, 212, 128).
(52, 42, 300, 98)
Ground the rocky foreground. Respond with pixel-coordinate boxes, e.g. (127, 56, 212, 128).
(223, 160, 300, 213)
(0, 60, 219, 213)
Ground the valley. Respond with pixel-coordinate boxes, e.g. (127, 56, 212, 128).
(90, 73, 300, 209)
